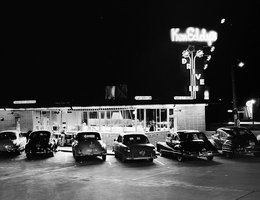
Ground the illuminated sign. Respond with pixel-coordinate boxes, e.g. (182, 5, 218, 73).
(13, 100, 36, 104)
(134, 96, 152, 100)
(170, 27, 218, 46)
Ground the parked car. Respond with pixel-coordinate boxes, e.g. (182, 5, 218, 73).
(156, 130, 218, 162)
(72, 131, 107, 161)
(113, 132, 157, 162)
(25, 130, 58, 158)
(0, 130, 26, 155)
(64, 131, 76, 146)
(210, 126, 260, 158)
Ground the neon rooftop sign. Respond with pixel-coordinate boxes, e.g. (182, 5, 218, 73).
(170, 27, 218, 46)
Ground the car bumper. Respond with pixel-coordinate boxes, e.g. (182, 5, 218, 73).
(183, 151, 218, 158)
(125, 155, 157, 160)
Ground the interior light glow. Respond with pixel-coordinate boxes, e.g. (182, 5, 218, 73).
(134, 96, 152, 100)
(13, 100, 36, 104)
(170, 27, 218, 46)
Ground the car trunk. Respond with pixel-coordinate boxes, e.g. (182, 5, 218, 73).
(129, 144, 155, 157)
(181, 139, 211, 152)
(29, 137, 50, 149)
(78, 139, 102, 155)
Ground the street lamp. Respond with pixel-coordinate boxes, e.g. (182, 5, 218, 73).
(231, 60, 245, 127)
(246, 99, 256, 126)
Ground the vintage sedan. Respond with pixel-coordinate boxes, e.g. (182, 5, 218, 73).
(0, 130, 26, 155)
(25, 130, 57, 158)
(113, 132, 157, 162)
(210, 126, 260, 158)
(156, 130, 218, 162)
(72, 131, 107, 161)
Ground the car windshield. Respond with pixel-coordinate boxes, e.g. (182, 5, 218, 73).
(180, 132, 207, 141)
(0, 132, 17, 140)
(77, 132, 101, 140)
(123, 135, 149, 145)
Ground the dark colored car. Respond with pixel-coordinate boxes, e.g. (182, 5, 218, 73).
(113, 132, 157, 162)
(0, 130, 26, 155)
(210, 126, 260, 158)
(156, 130, 218, 162)
(25, 130, 57, 158)
(72, 131, 107, 161)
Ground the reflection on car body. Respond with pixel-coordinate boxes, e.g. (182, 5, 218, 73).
(72, 131, 107, 161)
(25, 130, 57, 158)
(210, 126, 260, 158)
(156, 130, 218, 162)
(0, 130, 26, 155)
(113, 132, 157, 162)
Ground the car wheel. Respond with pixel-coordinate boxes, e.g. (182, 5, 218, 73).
(176, 154, 184, 162)
(206, 156, 214, 161)
(49, 152, 54, 157)
(148, 158, 153, 162)
(102, 155, 106, 161)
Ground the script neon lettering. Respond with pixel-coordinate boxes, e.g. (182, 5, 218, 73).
(170, 27, 218, 46)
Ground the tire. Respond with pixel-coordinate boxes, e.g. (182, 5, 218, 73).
(148, 158, 153, 162)
(206, 156, 214, 161)
(176, 154, 184, 162)
(102, 155, 106, 161)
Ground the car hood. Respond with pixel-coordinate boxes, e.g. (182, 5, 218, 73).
(181, 139, 215, 152)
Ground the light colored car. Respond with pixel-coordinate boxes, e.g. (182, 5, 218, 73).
(0, 130, 27, 154)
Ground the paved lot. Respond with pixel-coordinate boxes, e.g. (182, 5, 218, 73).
(1, 151, 260, 200)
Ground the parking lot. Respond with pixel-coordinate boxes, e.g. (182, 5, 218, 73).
(1, 150, 260, 200)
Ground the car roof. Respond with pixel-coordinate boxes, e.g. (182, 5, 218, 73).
(118, 132, 147, 137)
(175, 130, 201, 134)
(217, 126, 249, 131)
(0, 130, 20, 133)
(75, 131, 101, 135)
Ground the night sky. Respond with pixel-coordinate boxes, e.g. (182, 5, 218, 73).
(2, 1, 260, 107)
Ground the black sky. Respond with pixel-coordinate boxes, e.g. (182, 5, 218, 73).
(2, 1, 260, 106)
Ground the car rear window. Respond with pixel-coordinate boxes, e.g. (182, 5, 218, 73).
(0, 132, 17, 140)
(77, 132, 101, 140)
(123, 135, 149, 145)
